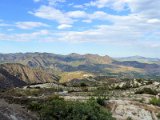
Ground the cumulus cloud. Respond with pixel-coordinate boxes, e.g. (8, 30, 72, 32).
(30, 5, 112, 25)
(85, 0, 128, 11)
(30, 5, 73, 24)
(16, 21, 48, 29)
(57, 24, 72, 29)
(67, 11, 87, 18)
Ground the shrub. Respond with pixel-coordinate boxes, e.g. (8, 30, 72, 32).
(96, 97, 106, 106)
(34, 97, 115, 120)
(149, 97, 160, 106)
(28, 101, 42, 111)
(80, 82, 87, 87)
(135, 88, 158, 95)
(127, 117, 133, 120)
(94, 86, 109, 97)
(157, 113, 160, 119)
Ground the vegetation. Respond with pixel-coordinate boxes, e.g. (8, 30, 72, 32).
(28, 96, 115, 120)
(94, 86, 109, 97)
(4, 87, 63, 97)
(80, 82, 87, 87)
(127, 117, 133, 120)
(135, 88, 158, 95)
(157, 113, 160, 119)
(96, 97, 106, 106)
(149, 97, 160, 106)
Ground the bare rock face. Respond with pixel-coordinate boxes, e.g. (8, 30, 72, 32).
(0, 99, 37, 120)
(106, 100, 159, 120)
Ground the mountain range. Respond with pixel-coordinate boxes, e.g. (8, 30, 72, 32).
(0, 53, 160, 88)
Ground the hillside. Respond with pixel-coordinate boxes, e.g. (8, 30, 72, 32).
(0, 63, 59, 88)
(0, 68, 26, 89)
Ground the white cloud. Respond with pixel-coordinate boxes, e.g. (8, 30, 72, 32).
(0, 30, 50, 42)
(127, 0, 160, 19)
(67, 11, 87, 18)
(54, 25, 142, 43)
(57, 24, 72, 29)
(0, 20, 11, 27)
(73, 5, 84, 9)
(30, 5, 112, 25)
(89, 11, 109, 20)
(85, 0, 127, 11)
(30, 5, 73, 24)
(16, 21, 48, 29)
(147, 19, 160, 24)
(48, 0, 66, 6)
(82, 19, 92, 23)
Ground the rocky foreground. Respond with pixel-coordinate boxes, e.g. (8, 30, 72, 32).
(107, 100, 160, 120)
(0, 99, 37, 120)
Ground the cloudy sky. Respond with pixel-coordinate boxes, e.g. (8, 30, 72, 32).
(0, 0, 160, 57)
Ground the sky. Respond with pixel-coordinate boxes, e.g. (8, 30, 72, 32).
(0, 0, 160, 57)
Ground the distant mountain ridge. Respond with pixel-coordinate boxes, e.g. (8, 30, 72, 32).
(0, 52, 113, 69)
(115, 56, 160, 64)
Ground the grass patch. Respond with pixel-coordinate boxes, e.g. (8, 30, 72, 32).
(149, 97, 160, 106)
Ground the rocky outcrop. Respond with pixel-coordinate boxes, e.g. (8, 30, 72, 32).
(0, 99, 37, 120)
(106, 100, 160, 120)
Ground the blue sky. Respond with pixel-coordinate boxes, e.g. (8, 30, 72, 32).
(0, 0, 160, 57)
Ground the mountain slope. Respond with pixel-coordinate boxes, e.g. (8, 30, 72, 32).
(0, 68, 26, 89)
(0, 63, 59, 88)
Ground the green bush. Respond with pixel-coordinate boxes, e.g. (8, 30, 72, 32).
(149, 97, 160, 106)
(135, 88, 158, 95)
(80, 82, 87, 87)
(28, 101, 42, 111)
(96, 97, 106, 106)
(127, 117, 133, 120)
(157, 113, 160, 119)
(31, 97, 115, 120)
